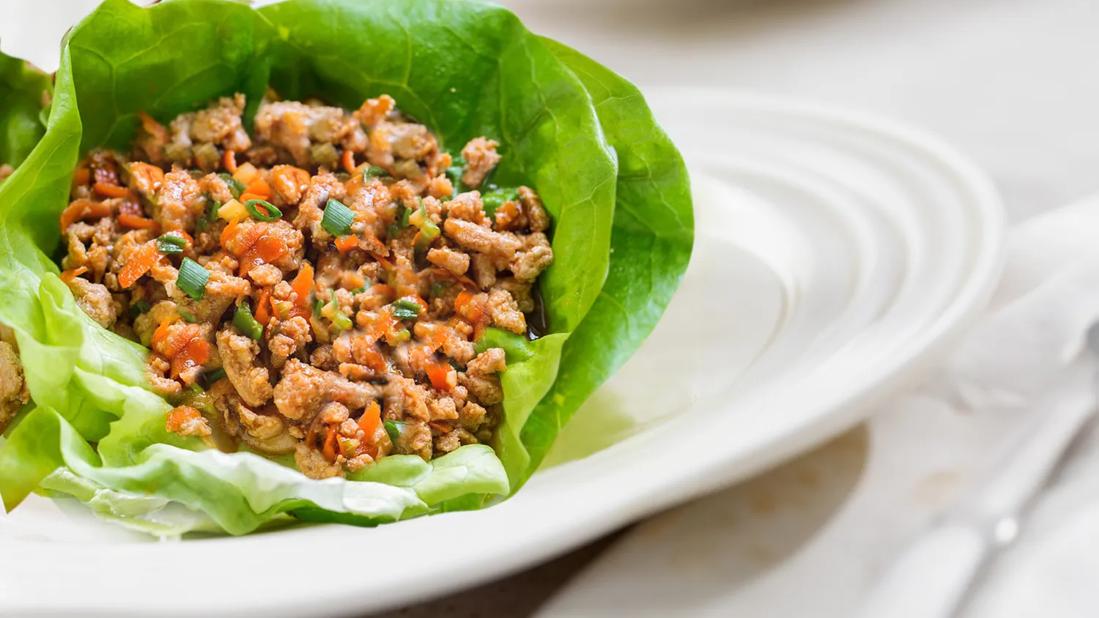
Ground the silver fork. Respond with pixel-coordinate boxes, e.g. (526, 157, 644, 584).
(856, 323, 1099, 618)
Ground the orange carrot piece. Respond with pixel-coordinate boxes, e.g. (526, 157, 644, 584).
(426, 362, 455, 391)
(59, 199, 112, 229)
(151, 318, 174, 349)
(59, 266, 88, 283)
(322, 426, 338, 462)
(254, 289, 272, 326)
(117, 242, 158, 289)
(166, 405, 202, 434)
(244, 176, 272, 200)
(170, 337, 211, 378)
(334, 235, 359, 254)
(117, 213, 157, 230)
(219, 220, 240, 247)
(93, 182, 132, 199)
(357, 400, 382, 436)
(72, 167, 91, 186)
(341, 149, 356, 174)
(223, 149, 238, 173)
(290, 262, 314, 308)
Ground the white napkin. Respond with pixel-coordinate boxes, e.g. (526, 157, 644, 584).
(538, 195, 1099, 618)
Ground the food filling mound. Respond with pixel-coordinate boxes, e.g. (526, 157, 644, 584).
(57, 94, 553, 479)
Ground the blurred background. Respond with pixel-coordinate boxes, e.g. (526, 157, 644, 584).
(4, 1, 1099, 616)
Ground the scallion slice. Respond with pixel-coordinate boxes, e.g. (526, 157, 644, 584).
(363, 165, 388, 180)
(392, 298, 422, 320)
(176, 258, 209, 300)
(244, 199, 282, 222)
(322, 198, 355, 236)
(233, 300, 264, 340)
(156, 233, 187, 254)
(219, 173, 245, 199)
(384, 420, 405, 444)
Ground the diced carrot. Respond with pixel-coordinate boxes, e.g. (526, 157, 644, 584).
(117, 242, 159, 289)
(254, 289, 271, 326)
(223, 149, 237, 173)
(244, 176, 272, 200)
(291, 262, 314, 308)
(426, 362, 456, 391)
(93, 182, 132, 199)
(334, 235, 359, 254)
(239, 192, 262, 204)
(357, 400, 382, 436)
(72, 166, 91, 186)
(239, 233, 287, 275)
(151, 318, 175, 348)
(59, 266, 88, 283)
(220, 220, 240, 247)
(322, 425, 338, 462)
(156, 323, 203, 359)
(455, 290, 473, 313)
(59, 199, 112, 229)
(341, 149, 356, 174)
(117, 213, 157, 230)
(166, 405, 202, 434)
(170, 337, 211, 379)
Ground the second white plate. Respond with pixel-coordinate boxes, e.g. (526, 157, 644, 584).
(0, 90, 1004, 616)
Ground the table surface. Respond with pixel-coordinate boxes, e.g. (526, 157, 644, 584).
(4, 1, 1099, 616)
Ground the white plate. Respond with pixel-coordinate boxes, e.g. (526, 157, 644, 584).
(0, 90, 1004, 616)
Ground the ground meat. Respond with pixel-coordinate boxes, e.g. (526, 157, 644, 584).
(510, 232, 554, 282)
(426, 247, 470, 276)
(443, 217, 522, 261)
(518, 186, 550, 232)
(60, 92, 552, 475)
(66, 278, 119, 328)
(267, 315, 311, 369)
(253, 100, 366, 167)
(164, 95, 251, 169)
(0, 337, 29, 433)
(486, 289, 526, 334)
(460, 137, 501, 188)
(273, 358, 377, 422)
(153, 169, 205, 232)
(216, 329, 273, 407)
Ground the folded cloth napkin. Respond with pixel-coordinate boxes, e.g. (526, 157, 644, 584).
(537, 195, 1099, 618)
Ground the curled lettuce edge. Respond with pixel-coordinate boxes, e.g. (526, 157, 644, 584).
(0, 0, 692, 537)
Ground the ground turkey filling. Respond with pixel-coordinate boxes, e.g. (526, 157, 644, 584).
(56, 94, 554, 479)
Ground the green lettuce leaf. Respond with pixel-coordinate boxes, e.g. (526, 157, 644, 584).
(0, 50, 50, 171)
(0, 0, 691, 536)
(516, 41, 694, 480)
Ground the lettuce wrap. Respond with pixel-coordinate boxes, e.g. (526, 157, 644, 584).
(0, 0, 693, 536)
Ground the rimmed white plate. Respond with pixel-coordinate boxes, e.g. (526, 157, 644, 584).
(0, 90, 1004, 617)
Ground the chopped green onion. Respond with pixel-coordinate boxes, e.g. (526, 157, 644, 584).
(218, 173, 245, 199)
(127, 299, 151, 319)
(233, 300, 264, 340)
(156, 233, 187, 254)
(196, 196, 220, 232)
(322, 198, 355, 236)
(384, 420, 405, 444)
(312, 295, 325, 317)
(482, 187, 519, 218)
(321, 297, 352, 332)
(244, 199, 282, 222)
(392, 298, 422, 320)
(178, 308, 199, 323)
(204, 367, 226, 384)
(392, 328, 411, 343)
(176, 258, 209, 300)
(386, 204, 410, 239)
(363, 165, 388, 179)
(412, 200, 441, 250)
